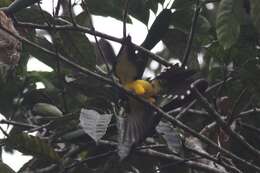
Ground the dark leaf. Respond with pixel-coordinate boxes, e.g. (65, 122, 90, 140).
(0, 0, 12, 8)
(5, 0, 40, 15)
(250, 0, 260, 34)
(156, 121, 183, 155)
(171, 8, 211, 34)
(185, 137, 226, 171)
(239, 58, 260, 93)
(24, 36, 56, 69)
(84, 0, 125, 22)
(57, 30, 96, 69)
(216, 0, 244, 49)
(15, 6, 53, 24)
(0, 162, 15, 173)
(85, 0, 150, 24)
(128, 0, 150, 24)
(95, 38, 116, 65)
(5, 133, 61, 162)
(171, 0, 195, 9)
(141, 9, 172, 50)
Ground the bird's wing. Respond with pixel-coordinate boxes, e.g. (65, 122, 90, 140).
(114, 36, 139, 85)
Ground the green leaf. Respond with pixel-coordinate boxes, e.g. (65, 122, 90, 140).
(85, 0, 124, 22)
(26, 71, 57, 91)
(6, 133, 61, 162)
(0, 0, 12, 7)
(216, 0, 244, 49)
(141, 9, 172, 50)
(0, 162, 15, 173)
(57, 30, 96, 69)
(239, 58, 260, 93)
(171, 8, 211, 34)
(86, 0, 150, 24)
(128, 0, 150, 24)
(145, 0, 159, 13)
(32, 103, 63, 117)
(15, 6, 53, 24)
(250, 0, 260, 34)
(0, 77, 24, 117)
(171, 0, 195, 9)
(24, 36, 57, 69)
(75, 11, 91, 27)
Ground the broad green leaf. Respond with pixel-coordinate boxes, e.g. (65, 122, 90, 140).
(5, 133, 61, 162)
(239, 58, 260, 93)
(145, 0, 159, 13)
(128, 0, 149, 24)
(162, 29, 200, 59)
(24, 36, 56, 69)
(80, 109, 112, 142)
(171, 0, 194, 9)
(216, 0, 244, 49)
(85, 0, 124, 22)
(0, 0, 12, 7)
(250, 0, 260, 34)
(75, 11, 91, 27)
(0, 77, 24, 117)
(86, 0, 150, 24)
(142, 9, 172, 50)
(15, 6, 53, 24)
(0, 162, 15, 173)
(26, 71, 57, 91)
(171, 8, 211, 34)
(57, 31, 96, 70)
(32, 103, 63, 117)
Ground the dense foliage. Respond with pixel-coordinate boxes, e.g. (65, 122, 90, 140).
(1, 0, 260, 173)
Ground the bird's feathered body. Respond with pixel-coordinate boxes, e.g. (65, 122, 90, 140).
(113, 35, 208, 160)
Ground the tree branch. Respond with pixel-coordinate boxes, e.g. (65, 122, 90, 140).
(181, 0, 200, 68)
(14, 21, 172, 67)
(192, 84, 260, 161)
(1, 24, 260, 172)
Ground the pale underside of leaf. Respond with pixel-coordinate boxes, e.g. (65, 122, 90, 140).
(80, 109, 112, 142)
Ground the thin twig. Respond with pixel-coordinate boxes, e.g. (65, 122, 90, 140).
(0, 119, 38, 129)
(64, 150, 116, 170)
(175, 101, 196, 119)
(14, 21, 172, 67)
(54, 0, 63, 16)
(123, 0, 129, 39)
(0, 125, 9, 137)
(192, 85, 260, 161)
(169, 108, 209, 117)
(0, 25, 259, 172)
(68, 0, 77, 26)
(82, 1, 112, 75)
(139, 149, 229, 173)
(186, 147, 242, 173)
(181, 0, 201, 68)
(239, 121, 260, 134)
(236, 108, 260, 119)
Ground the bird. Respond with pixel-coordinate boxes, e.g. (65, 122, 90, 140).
(113, 35, 208, 159)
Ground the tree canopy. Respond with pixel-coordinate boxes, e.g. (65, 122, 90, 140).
(1, 0, 260, 173)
